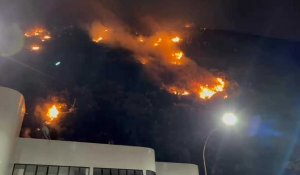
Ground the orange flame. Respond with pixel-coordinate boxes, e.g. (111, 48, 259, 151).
(172, 51, 184, 60)
(90, 24, 111, 44)
(43, 35, 51, 40)
(199, 86, 217, 99)
(47, 105, 59, 121)
(138, 36, 145, 43)
(25, 27, 51, 52)
(171, 36, 181, 43)
(167, 86, 190, 96)
(93, 36, 103, 43)
(24, 27, 51, 41)
(138, 57, 149, 65)
(184, 23, 193, 28)
(214, 78, 225, 92)
(198, 78, 226, 100)
(31, 45, 41, 51)
(87, 22, 228, 100)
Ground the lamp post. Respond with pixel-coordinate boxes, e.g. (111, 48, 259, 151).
(203, 113, 238, 175)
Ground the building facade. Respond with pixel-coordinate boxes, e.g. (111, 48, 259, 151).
(0, 87, 199, 175)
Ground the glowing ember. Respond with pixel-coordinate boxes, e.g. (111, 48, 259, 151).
(171, 36, 181, 43)
(24, 27, 51, 41)
(24, 28, 45, 37)
(184, 23, 193, 28)
(93, 36, 103, 43)
(138, 57, 148, 65)
(172, 51, 184, 60)
(31, 45, 41, 51)
(47, 105, 59, 121)
(138, 36, 145, 43)
(167, 87, 190, 96)
(89, 23, 112, 44)
(24, 27, 51, 52)
(43, 35, 51, 40)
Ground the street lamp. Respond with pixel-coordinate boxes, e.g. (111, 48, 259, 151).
(222, 113, 238, 126)
(203, 112, 238, 175)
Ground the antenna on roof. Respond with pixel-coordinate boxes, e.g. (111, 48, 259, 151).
(68, 98, 76, 113)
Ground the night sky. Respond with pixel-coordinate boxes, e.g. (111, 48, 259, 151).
(1, 1, 300, 175)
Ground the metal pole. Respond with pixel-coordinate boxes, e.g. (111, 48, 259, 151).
(203, 128, 218, 175)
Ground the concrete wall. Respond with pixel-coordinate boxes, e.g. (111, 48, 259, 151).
(0, 87, 25, 175)
(156, 162, 199, 175)
(0, 87, 199, 175)
(14, 138, 156, 174)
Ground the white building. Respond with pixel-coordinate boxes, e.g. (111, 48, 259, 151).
(0, 87, 199, 175)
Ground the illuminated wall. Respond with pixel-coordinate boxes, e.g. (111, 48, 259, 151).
(0, 87, 25, 175)
(156, 162, 199, 175)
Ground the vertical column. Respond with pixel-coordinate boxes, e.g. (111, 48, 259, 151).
(0, 87, 25, 175)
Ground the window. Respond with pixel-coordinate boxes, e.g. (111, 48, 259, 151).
(146, 170, 156, 175)
(127, 170, 134, 175)
(58, 167, 69, 175)
(94, 168, 102, 175)
(13, 164, 89, 175)
(13, 165, 25, 175)
(102, 169, 110, 175)
(119, 169, 126, 175)
(36, 166, 47, 175)
(79, 168, 89, 175)
(135, 170, 143, 175)
(69, 167, 80, 175)
(93, 168, 145, 175)
(111, 169, 118, 175)
(25, 165, 37, 175)
(48, 166, 59, 175)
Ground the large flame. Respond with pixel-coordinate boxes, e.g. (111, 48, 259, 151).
(199, 86, 217, 99)
(47, 105, 59, 121)
(34, 97, 75, 128)
(199, 78, 226, 99)
(88, 22, 228, 100)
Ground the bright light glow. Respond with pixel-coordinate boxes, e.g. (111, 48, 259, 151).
(47, 105, 59, 121)
(172, 51, 184, 60)
(43, 35, 51, 40)
(93, 36, 103, 43)
(138, 36, 145, 43)
(55, 61, 61, 66)
(199, 86, 216, 99)
(31, 45, 41, 51)
(171, 36, 181, 43)
(222, 113, 238, 126)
